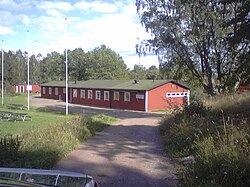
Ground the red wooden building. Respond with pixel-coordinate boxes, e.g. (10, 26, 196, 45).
(41, 80, 190, 112)
(14, 84, 41, 93)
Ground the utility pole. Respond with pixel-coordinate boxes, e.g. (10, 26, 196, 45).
(27, 30, 30, 110)
(65, 18, 68, 115)
(1, 40, 3, 105)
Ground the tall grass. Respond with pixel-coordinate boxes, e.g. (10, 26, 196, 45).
(0, 114, 117, 169)
(160, 93, 250, 186)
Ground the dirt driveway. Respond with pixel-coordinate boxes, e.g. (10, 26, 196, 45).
(31, 96, 178, 187)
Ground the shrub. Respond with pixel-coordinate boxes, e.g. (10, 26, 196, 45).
(160, 93, 250, 186)
(0, 114, 116, 168)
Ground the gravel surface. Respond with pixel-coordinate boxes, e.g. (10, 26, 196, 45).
(31, 96, 178, 187)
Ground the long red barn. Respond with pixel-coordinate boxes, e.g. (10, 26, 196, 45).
(41, 80, 190, 112)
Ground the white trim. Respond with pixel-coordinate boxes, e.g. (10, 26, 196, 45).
(114, 91, 119, 101)
(88, 90, 92, 99)
(95, 90, 101, 100)
(55, 88, 58, 95)
(166, 92, 189, 98)
(145, 91, 148, 112)
(124, 92, 130, 102)
(73, 89, 77, 98)
(104, 91, 110, 101)
(20, 85, 25, 93)
(187, 90, 190, 105)
(80, 89, 85, 99)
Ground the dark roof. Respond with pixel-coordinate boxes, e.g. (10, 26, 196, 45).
(41, 80, 189, 91)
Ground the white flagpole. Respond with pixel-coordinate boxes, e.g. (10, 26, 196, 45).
(1, 40, 3, 105)
(27, 30, 30, 110)
(65, 18, 68, 115)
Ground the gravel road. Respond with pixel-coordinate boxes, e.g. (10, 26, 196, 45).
(31, 96, 178, 187)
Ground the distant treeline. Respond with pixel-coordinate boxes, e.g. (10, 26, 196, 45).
(0, 45, 165, 93)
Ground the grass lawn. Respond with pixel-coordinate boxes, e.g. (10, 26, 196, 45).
(0, 94, 73, 136)
(0, 93, 117, 169)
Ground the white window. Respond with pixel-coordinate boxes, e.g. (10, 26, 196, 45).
(114, 91, 119, 101)
(49, 87, 52, 95)
(80, 89, 85, 98)
(73, 89, 77, 98)
(96, 90, 101, 100)
(124, 92, 130, 102)
(43, 87, 46, 94)
(63, 88, 66, 94)
(104, 91, 110, 101)
(88, 90, 92, 99)
(55, 88, 58, 95)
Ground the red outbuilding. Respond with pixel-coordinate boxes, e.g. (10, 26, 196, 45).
(14, 84, 41, 93)
(41, 80, 190, 112)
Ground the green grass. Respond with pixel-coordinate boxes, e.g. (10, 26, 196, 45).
(160, 92, 250, 187)
(0, 94, 73, 136)
(0, 93, 117, 169)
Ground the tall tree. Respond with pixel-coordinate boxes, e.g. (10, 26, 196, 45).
(86, 45, 129, 80)
(40, 51, 64, 83)
(30, 54, 41, 84)
(68, 48, 88, 81)
(136, 0, 249, 95)
(222, 0, 250, 86)
(146, 65, 161, 80)
(129, 64, 147, 80)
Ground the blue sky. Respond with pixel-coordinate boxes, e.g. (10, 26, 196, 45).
(0, 0, 159, 69)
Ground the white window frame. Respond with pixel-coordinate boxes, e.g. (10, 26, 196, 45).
(49, 87, 52, 95)
(124, 92, 130, 102)
(95, 90, 101, 100)
(104, 91, 110, 101)
(80, 89, 85, 99)
(73, 89, 77, 98)
(114, 91, 119, 101)
(88, 90, 93, 99)
(55, 88, 58, 95)
(43, 87, 46, 94)
(63, 88, 66, 94)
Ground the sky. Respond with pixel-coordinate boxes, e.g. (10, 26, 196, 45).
(0, 0, 159, 69)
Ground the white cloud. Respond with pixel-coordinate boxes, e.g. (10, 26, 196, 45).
(20, 15, 31, 25)
(0, 0, 20, 10)
(46, 9, 63, 17)
(74, 1, 118, 13)
(0, 0, 158, 69)
(0, 24, 15, 35)
(74, 13, 149, 51)
(0, 10, 31, 26)
(37, 1, 74, 12)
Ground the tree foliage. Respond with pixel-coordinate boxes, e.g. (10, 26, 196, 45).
(136, 0, 250, 95)
(0, 45, 130, 91)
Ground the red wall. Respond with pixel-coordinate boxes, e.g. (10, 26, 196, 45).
(148, 82, 189, 111)
(14, 84, 41, 93)
(111, 90, 145, 111)
(238, 85, 250, 92)
(41, 86, 146, 111)
(41, 86, 64, 100)
(41, 82, 189, 112)
(70, 88, 145, 111)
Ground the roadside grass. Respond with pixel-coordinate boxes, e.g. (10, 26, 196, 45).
(160, 92, 250, 187)
(0, 94, 117, 169)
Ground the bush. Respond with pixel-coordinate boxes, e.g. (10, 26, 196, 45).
(0, 114, 116, 168)
(160, 93, 250, 186)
